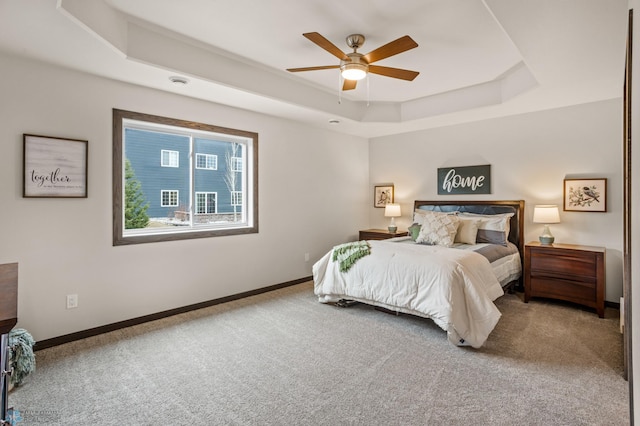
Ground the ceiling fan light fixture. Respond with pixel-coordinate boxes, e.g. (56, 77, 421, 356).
(341, 63, 367, 81)
(287, 32, 419, 90)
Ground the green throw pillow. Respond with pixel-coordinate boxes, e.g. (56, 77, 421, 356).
(408, 223, 421, 241)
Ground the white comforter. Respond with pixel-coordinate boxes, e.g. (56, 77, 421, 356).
(312, 240, 504, 348)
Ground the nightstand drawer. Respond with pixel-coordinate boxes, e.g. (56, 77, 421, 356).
(530, 277, 595, 305)
(530, 251, 597, 281)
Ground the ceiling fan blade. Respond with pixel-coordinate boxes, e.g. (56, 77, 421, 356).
(368, 65, 419, 81)
(342, 79, 357, 91)
(303, 32, 349, 60)
(362, 35, 418, 64)
(286, 65, 340, 72)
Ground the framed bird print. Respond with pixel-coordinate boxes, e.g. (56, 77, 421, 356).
(374, 185, 394, 208)
(563, 178, 607, 212)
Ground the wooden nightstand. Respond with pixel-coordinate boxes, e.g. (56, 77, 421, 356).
(524, 241, 606, 317)
(359, 229, 408, 241)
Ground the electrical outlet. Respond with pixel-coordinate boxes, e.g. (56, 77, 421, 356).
(304, 253, 310, 262)
(66, 294, 78, 309)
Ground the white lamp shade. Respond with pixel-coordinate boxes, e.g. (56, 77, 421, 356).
(533, 205, 560, 224)
(384, 203, 402, 217)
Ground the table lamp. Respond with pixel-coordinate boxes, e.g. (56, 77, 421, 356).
(384, 203, 401, 233)
(533, 205, 560, 245)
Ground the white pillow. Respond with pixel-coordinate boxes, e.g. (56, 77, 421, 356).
(416, 211, 460, 247)
(454, 217, 481, 244)
(413, 209, 429, 226)
(458, 212, 513, 246)
(413, 209, 455, 225)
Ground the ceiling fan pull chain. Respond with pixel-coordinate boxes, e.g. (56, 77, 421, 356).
(338, 74, 343, 104)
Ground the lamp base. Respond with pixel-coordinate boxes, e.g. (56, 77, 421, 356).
(539, 224, 555, 245)
(539, 235, 555, 245)
(388, 226, 397, 233)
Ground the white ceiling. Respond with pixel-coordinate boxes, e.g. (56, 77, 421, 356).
(0, 0, 629, 138)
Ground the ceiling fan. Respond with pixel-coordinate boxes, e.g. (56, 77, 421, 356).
(287, 32, 420, 91)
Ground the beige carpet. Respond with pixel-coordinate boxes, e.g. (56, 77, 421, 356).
(8, 282, 628, 425)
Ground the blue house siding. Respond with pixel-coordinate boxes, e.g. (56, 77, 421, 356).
(125, 129, 243, 219)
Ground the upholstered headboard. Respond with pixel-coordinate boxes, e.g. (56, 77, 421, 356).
(413, 200, 525, 262)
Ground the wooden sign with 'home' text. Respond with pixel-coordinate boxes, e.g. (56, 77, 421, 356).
(437, 165, 491, 195)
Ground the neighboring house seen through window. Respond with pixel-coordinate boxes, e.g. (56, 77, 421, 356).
(113, 109, 258, 245)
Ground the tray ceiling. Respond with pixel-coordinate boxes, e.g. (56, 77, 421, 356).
(0, 0, 629, 137)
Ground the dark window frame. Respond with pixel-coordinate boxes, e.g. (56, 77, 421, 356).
(113, 109, 258, 246)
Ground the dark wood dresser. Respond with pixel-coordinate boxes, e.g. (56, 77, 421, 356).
(524, 242, 605, 317)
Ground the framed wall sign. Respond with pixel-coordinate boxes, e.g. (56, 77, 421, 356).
(437, 164, 491, 195)
(23, 134, 88, 198)
(374, 185, 394, 208)
(563, 178, 607, 212)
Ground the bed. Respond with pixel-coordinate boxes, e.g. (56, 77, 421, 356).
(312, 200, 524, 348)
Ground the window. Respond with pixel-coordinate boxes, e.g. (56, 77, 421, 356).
(196, 153, 217, 170)
(231, 157, 243, 172)
(113, 109, 258, 245)
(196, 192, 216, 214)
(231, 191, 243, 206)
(161, 150, 179, 167)
(161, 190, 179, 207)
